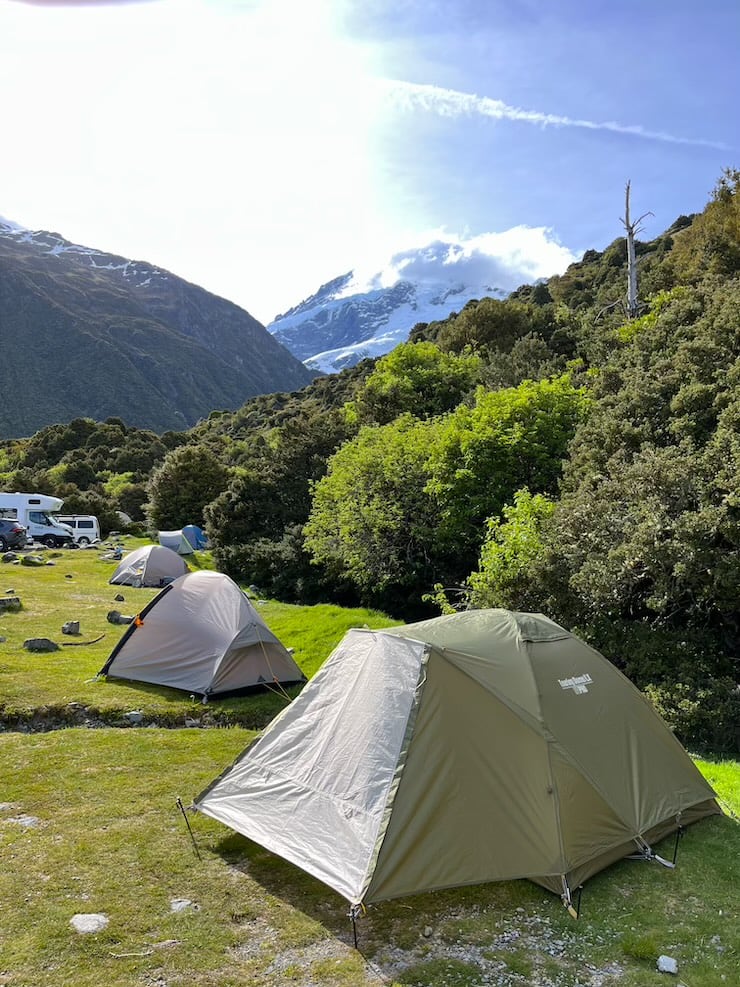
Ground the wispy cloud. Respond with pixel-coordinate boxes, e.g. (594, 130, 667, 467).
(381, 79, 728, 150)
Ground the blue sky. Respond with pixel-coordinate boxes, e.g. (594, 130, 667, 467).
(2, 0, 737, 323)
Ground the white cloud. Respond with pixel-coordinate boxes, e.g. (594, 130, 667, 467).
(343, 227, 578, 296)
(381, 79, 728, 150)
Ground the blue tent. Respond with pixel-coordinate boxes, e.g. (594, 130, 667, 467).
(182, 524, 209, 551)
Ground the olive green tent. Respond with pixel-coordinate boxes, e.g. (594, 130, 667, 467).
(194, 610, 720, 910)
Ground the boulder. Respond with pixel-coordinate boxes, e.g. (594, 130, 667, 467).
(106, 610, 133, 625)
(23, 638, 60, 653)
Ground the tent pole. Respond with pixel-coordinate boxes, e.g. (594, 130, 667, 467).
(176, 797, 202, 861)
(561, 876, 578, 919)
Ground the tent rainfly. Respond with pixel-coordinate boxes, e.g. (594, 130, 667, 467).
(193, 609, 720, 912)
(109, 544, 189, 588)
(100, 570, 305, 698)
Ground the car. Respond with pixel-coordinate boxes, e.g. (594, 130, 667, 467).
(0, 518, 27, 552)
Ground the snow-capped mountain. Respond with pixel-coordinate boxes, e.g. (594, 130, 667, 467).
(266, 228, 579, 373)
(268, 272, 506, 374)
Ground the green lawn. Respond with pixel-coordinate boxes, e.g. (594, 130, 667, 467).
(0, 537, 395, 726)
(0, 540, 738, 987)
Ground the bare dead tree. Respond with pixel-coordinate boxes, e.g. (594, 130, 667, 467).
(621, 181, 653, 318)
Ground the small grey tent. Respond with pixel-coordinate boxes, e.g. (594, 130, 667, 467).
(194, 609, 720, 910)
(100, 570, 305, 698)
(159, 529, 196, 555)
(109, 544, 189, 588)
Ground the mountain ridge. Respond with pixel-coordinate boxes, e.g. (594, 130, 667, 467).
(0, 219, 313, 438)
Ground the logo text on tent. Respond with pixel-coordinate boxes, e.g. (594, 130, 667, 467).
(559, 674, 593, 695)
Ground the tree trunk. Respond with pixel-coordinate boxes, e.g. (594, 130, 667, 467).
(625, 181, 639, 318)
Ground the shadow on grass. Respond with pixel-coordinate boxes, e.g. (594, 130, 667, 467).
(0, 675, 305, 731)
(211, 831, 549, 955)
(207, 812, 740, 961)
(113, 677, 306, 729)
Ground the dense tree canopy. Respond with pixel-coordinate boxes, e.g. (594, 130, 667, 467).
(346, 342, 482, 425)
(304, 415, 446, 614)
(146, 444, 230, 530)
(427, 375, 589, 568)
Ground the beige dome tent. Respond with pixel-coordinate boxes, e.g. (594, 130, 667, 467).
(109, 544, 189, 588)
(194, 609, 720, 911)
(100, 570, 304, 698)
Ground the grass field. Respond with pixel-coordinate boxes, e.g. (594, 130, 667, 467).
(0, 538, 395, 726)
(0, 540, 738, 987)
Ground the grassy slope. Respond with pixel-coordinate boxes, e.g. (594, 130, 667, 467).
(0, 541, 737, 987)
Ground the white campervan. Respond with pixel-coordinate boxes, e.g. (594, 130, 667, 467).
(0, 492, 74, 547)
(55, 515, 101, 545)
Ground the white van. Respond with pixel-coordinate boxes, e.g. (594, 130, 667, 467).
(55, 515, 101, 546)
(0, 492, 74, 547)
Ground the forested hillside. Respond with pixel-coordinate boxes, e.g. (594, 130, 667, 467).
(2, 171, 739, 751)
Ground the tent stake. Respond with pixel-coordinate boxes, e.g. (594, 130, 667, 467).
(349, 905, 361, 949)
(672, 825, 685, 866)
(176, 797, 202, 860)
(575, 885, 583, 919)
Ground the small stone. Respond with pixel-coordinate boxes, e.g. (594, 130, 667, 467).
(0, 636, 6, 643)
(114, 593, 125, 602)
(184, 717, 201, 728)
(170, 898, 199, 913)
(422, 926, 433, 938)
(1, 553, 18, 563)
(6, 814, 40, 827)
(70, 913, 109, 934)
(657, 955, 678, 975)
(23, 638, 60, 653)
(5, 588, 15, 593)
(65, 574, 73, 579)
(124, 711, 144, 725)
(0, 597, 21, 612)
(62, 621, 80, 635)
(21, 555, 45, 567)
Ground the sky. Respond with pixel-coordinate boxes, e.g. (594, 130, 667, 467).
(2, 0, 738, 324)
